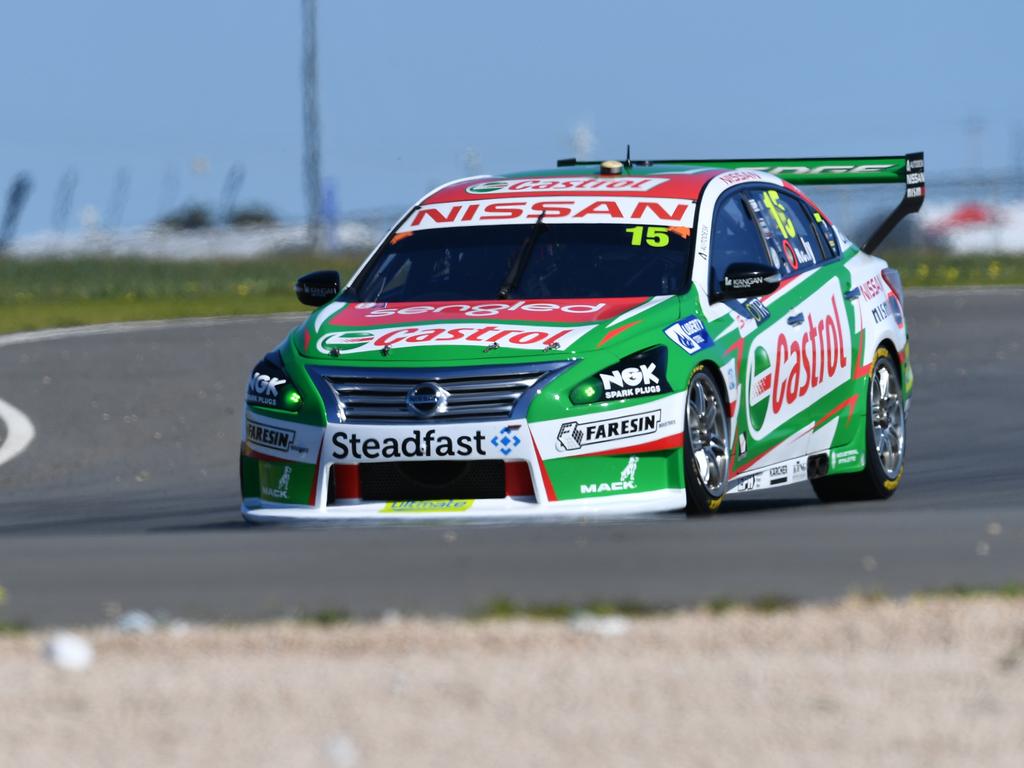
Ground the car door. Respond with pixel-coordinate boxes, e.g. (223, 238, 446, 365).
(736, 186, 854, 466)
(705, 189, 788, 472)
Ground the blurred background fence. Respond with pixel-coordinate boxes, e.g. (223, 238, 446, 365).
(2, 168, 1023, 261)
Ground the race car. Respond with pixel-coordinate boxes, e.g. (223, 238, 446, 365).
(240, 151, 923, 521)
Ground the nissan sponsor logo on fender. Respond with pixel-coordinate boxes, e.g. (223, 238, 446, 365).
(316, 323, 595, 355)
(745, 279, 852, 440)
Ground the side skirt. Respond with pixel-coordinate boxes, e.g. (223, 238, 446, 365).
(728, 456, 811, 495)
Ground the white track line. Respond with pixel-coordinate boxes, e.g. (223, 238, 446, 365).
(0, 313, 306, 350)
(0, 397, 36, 468)
(0, 313, 304, 469)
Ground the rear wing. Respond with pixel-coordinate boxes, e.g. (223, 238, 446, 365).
(556, 152, 925, 253)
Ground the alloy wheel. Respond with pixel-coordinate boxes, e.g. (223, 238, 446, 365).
(686, 372, 729, 496)
(871, 359, 905, 479)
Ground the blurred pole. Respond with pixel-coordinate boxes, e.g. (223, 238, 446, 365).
(158, 166, 180, 219)
(0, 173, 32, 254)
(220, 163, 246, 224)
(964, 116, 984, 174)
(302, 0, 322, 249)
(105, 168, 131, 230)
(1015, 125, 1024, 201)
(321, 177, 338, 249)
(53, 168, 78, 233)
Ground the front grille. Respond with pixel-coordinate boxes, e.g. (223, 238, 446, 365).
(326, 364, 561, 423)
(359, 460, 505, 500)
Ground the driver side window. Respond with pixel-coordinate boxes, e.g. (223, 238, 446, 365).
(709, 192, 769, 292)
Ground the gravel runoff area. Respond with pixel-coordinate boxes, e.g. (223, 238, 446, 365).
(2, 596, 1023, 768)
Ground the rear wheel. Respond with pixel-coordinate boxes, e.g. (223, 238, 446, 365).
(812, 348, 906, 502)
(683, 365, 729, 517)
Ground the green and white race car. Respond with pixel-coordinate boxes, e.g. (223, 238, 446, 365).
(240, 152, 923, 521)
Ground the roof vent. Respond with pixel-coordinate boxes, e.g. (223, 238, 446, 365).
(599, 160, 623, 176)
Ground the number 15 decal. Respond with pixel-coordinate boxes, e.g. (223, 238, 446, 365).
(626, 225, 669, 247)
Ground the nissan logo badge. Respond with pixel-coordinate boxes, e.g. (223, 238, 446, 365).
(405, 382, 449, 417)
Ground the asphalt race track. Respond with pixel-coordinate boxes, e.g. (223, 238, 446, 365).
(1, 290, 1022, 627)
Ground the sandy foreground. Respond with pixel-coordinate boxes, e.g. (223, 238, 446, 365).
(2, 596, 1023, 768)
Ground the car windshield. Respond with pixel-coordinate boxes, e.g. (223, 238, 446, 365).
(346, 223, 693, 302)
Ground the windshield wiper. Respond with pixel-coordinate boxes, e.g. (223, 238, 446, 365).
(497, 213, 546, 299)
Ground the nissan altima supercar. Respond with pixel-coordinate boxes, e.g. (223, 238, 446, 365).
(240, 152, 923, 521)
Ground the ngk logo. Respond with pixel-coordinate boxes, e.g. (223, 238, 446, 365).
(249, 373, 287, 397)
(600, 363, 659, 391)
(746, 280, 851, 439)
(594, 349, 668, 402)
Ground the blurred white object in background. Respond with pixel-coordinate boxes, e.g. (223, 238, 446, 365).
(44, 632, 95, 671)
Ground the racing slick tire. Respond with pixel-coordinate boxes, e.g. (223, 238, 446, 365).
(683, 364, 729, 517)
(812, 347, 906, 503)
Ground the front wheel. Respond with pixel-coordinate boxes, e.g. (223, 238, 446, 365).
(812, 347, 906, 502)
(683, 365, 729, 517)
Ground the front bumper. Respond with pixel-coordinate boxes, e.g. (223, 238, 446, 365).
(241, 394, 687, 523)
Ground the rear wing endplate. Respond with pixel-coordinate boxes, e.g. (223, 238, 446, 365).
(556, 152, 925, 253)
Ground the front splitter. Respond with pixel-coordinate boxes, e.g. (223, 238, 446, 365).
(241, 489, 686, 523)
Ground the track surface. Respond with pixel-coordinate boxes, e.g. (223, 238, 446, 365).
(1, 290, 1022, 627)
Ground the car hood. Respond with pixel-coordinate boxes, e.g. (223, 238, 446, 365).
(293, 297, 679, 364)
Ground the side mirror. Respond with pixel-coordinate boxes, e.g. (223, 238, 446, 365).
(716, 262, 781, 300)
(295, 270, 341, 307)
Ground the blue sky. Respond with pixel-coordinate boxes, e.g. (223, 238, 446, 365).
(2, 0, 1022, 236)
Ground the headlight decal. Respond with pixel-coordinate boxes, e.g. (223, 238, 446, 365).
(246, 356, 302, 411)
(570, 347, 670, 405)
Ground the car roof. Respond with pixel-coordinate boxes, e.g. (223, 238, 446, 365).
(422, 164, 725, 206)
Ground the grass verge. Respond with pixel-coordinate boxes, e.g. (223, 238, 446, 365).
(474, 595, 807, 619)
(0, 251, 363, 334)
(302, 609, 352, 625)
(918, 584, 1024, 599)
(474, 598, 664, 620)
(884, 250, 1024, 287)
